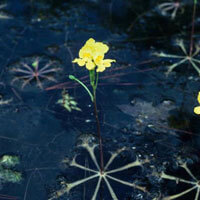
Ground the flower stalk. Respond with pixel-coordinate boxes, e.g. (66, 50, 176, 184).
(69, 71, 104, 172)
(69, 75, 94, 102)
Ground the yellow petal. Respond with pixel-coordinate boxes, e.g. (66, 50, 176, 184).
(106, 59, 116, 63)
(94, 54, 104, 66)
(86, 60, 95, 70)
(79, 46, 92, 59)
(103, 59, 116, 67)
(198, 92, 200, 103)
(194, 106, 200, 114)
(96, 66, 105, 72)
(77, 59, 86, 66)
(72, 58, 78, 63)
(72, 58, 85, 66)
(85, 38, 95, 46)
(95, 42, 109, 54)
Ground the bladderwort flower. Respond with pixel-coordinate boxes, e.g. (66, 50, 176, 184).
(70, 38, 116, 185)
(72, 38, 116, 72)
(194, 92, 200, 114)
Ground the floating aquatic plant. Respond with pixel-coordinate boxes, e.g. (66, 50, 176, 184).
(49, 134, 149, 200)
(0, 3, 12, 19)
(155, 158, 200, 200)
(154, 39, 200, 76)
(10, 56, 61, 89)
(157, 1, 182, 20)
(0, 155, 22, 184)
(57, 90, 81, 112)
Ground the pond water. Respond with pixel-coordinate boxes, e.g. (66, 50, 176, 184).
(0, 0, 200, 200)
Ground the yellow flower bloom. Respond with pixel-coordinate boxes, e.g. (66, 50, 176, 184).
(194, 92, 200, 114)
(72, 38, 115, 72)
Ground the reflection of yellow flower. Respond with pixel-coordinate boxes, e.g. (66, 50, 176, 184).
(194, 92, 200, 114)
(72, 38, 116, 72)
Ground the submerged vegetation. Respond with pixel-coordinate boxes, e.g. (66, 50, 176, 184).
(0, 155, 22, 184)
(57, 90, 81, 112)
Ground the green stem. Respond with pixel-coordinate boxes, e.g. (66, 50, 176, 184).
(89, 70, 95, 87)
(69, 75, 94, 102)
(94, 72, 99, 89)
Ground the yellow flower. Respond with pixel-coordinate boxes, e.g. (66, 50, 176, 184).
(194, 92, 200, 114)
(72, 38, 115, 72)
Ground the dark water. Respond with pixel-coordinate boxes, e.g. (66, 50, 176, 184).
(0, 0, 200, 199)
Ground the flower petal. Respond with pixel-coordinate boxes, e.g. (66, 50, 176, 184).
(103, 59, 116, 67)
(85, 38, 95, 46)
(198, 92, 200, 103)
(72, 58, 85, 66)
(95, 42, 109, 54)
(194, 106, 200, 114)
(94, 54, 104, 66)
(79, 46, 92, 59)
(86, 60, 95, 70)
(96, 66, 105, 72)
